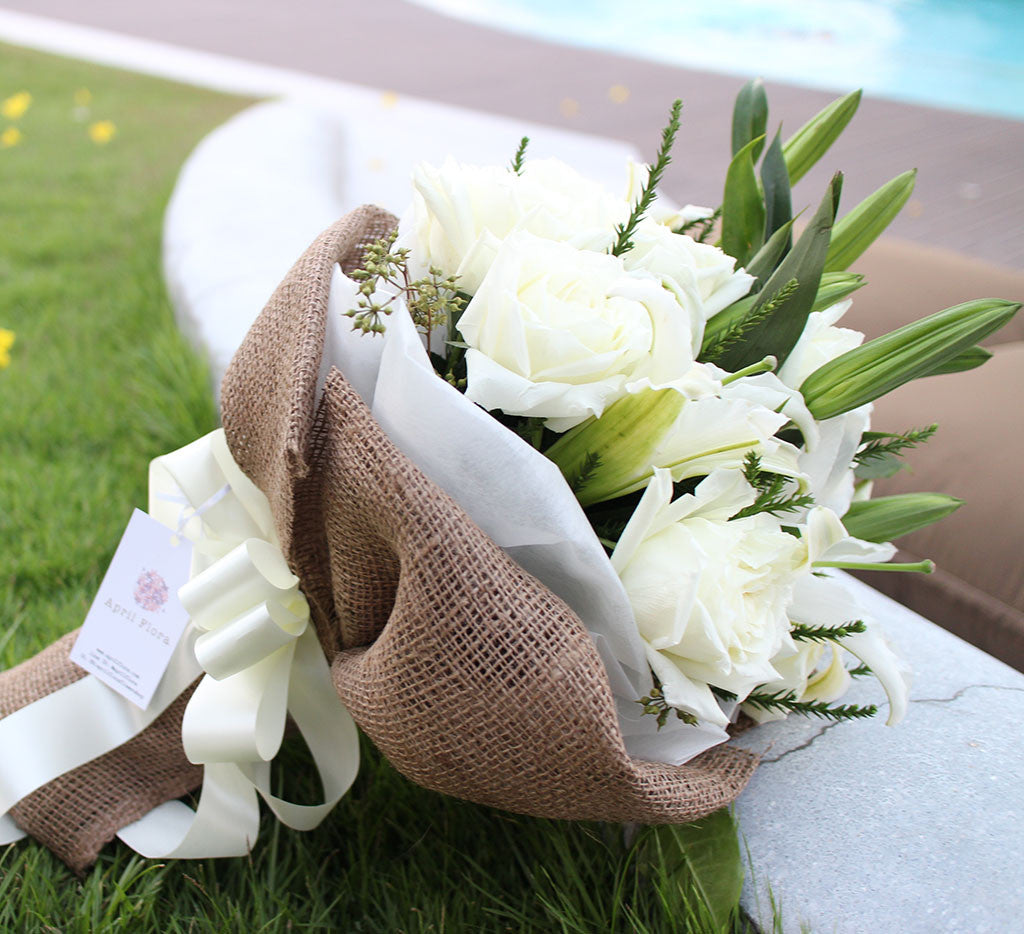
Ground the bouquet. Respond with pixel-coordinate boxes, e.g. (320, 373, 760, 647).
(337, 85, 1016, 741)
(0, 81, 1017, 872)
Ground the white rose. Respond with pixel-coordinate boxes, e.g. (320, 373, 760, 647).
(622, 220, 755, 319)
(400, 156, 629, 293)
(457, 232, 702, 431)
(611, 468, 808, 726)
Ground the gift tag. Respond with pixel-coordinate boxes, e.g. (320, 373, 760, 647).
(70, 509, 194, 710)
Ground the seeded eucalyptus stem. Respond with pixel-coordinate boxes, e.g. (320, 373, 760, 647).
(637, 673, 699, 728)
(346, 234, 465, 377)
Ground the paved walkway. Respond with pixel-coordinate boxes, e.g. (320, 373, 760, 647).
(1, 0, 1022, 268)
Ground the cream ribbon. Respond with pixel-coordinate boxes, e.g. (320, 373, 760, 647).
(0, 430, 359, 857)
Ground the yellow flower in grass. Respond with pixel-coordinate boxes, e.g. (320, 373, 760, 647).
(1, 91, 31, 120)
(88, 120, 116, 144)
(0, 329, 15, 368)
(1, 126, 21, 148)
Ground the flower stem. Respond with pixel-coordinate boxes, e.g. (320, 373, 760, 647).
(813, 559, 935, 573)
(721, 355, 778, 385)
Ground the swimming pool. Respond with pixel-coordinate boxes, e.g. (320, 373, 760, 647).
(409, 0, 1024, 121)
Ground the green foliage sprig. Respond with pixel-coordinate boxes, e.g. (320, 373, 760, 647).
(566, 450, 603, 494)
(741, 689, 878, 721)
(713, 685, 878, 721)
(610, 99, 682, 256)
(643, 675, 879, 727)
(346, 231, 465, 346)
(673, 206, 721, 243)
(510, 135, 529, 175)
(701, 278, 798, 363)
(790, 619, 867, 642)
(854, 424, 937, 467)
(731, 452, 814, 520)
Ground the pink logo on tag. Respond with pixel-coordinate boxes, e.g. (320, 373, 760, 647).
(133, 569, 170, 612)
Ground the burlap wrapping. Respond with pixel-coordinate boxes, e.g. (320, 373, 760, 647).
(0, 633, 201, 872)
(1, 205, 757, 870)
(220, 206, 758, 822)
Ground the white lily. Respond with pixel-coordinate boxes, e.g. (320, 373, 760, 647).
(649, 393, 806, 487)
(546, 367, 809, 506)
(743, 640, 853, 724)
(778, 300, 863, 390)
(788, 507, 911, 725)
(711, 365, 820, 452)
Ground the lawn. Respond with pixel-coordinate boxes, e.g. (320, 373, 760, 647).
(0, 43, 755, 932)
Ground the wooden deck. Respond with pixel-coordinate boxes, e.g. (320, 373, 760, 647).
(5, 0, 1024, 269)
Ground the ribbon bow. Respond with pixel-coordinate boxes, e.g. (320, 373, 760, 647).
(0, 430, 359, 858)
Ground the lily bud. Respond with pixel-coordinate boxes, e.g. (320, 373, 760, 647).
(800, 298, 1021, 420)
(841, 493, 963, 543)
(546, 383, 804, 507)
(546, 388, 685, 507)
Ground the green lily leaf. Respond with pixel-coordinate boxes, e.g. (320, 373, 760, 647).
(843, 493, 963, 542)
(824, 169, 916, 272)
(745, 216, 798, 285)
(783, 89, 861, 185)
(800, 298, 1021, 419)
(761, 127, 792, 245)
(722, 135, 766, 268)
(731, 77, 768, 162)
(812, 271, 866, 313)
(638, 808, 744, 932)
(925, 344, 992, 376)
(714, 172, 841, 372)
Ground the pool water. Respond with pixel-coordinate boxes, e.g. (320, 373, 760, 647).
(410, 0, 1024, 120)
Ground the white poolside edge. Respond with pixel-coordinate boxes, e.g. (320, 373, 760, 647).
(0, 6, 380, 99)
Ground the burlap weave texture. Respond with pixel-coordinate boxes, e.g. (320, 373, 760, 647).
(1, 206, 756, 871)
(0, 633, 201, 872)
(221, 206, 758, 823)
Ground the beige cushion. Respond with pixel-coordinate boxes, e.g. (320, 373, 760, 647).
(839, 238, 1024, 669)
(848, 238, 1024, 344)
(855, 340, 1024, 668)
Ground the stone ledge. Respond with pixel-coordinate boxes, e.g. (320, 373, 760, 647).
(732, 574, 1024, 933)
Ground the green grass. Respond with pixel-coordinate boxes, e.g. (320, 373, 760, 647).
(0, 44, 758, 932)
